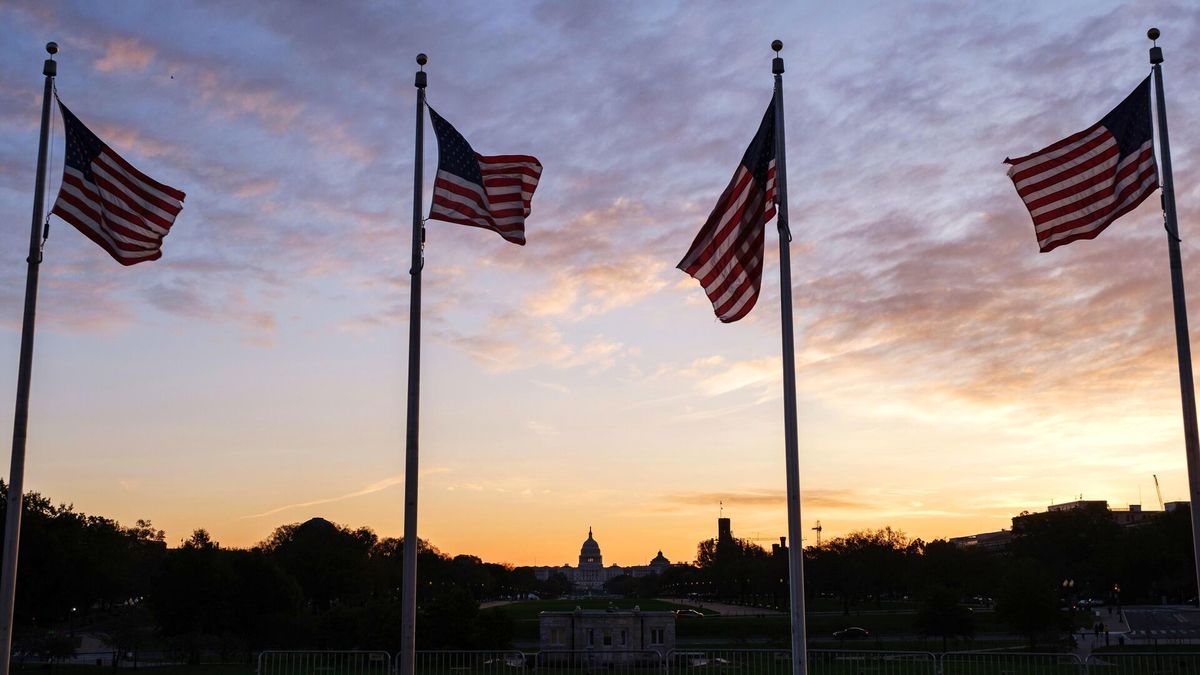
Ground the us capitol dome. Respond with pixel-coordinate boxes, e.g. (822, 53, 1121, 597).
(528, 527, 674, 592)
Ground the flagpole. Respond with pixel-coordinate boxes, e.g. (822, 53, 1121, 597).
(399, 52, 427, 675)
(0, 42, 57, 675)
(1147, 28, 1200, 605)
(771, 39, 808, 675)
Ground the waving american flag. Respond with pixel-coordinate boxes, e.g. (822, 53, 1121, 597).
(678, 99, 777, 322)
(50, 100, 185, 265)
(427, 106, 541, 245)
(1006, 77, 1158, 253)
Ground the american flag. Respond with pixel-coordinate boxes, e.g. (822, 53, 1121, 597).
(1006, 76, 1158, 253)
(678, 99, 776, 323)
(427, 106, 541, 245)
(50, 100, 186, 265)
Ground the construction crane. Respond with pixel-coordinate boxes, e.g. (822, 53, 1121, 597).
(812, 521, 823, 546)
(1154, 474, 1165, 511)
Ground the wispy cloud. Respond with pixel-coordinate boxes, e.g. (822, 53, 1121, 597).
(658, 488, 875, 512)
(241, 469, 450, 519)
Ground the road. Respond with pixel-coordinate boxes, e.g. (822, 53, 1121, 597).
(1122, 606, 1200, 642)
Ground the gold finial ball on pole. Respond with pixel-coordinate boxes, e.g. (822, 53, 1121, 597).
(416, 53, 428, 67)
(771, 39, 783, 53)
(1147, 27, 1160, 42)
(46, 42, 58, 55)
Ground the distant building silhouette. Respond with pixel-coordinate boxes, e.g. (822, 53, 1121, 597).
(717, 517, 732, 544)
(949, 499, 1192, 551)
(771, 536, 787, 557)
(527, 528, 673, 591)
(946, 529, 1012, 552)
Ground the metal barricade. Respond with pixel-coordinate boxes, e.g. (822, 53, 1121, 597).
(810, 649, 938, 675)
(1085, 651, 1200, 673)
(941, 651, 1085, 675)
(258, 650, 393, 675)
(537, 649, 665, 675)
(412, 651, 531, 674)
(665, 649, 937, 675)
(669, 649, 786, 674)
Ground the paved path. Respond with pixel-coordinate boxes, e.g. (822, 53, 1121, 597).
(1072, 606, 1130, 659)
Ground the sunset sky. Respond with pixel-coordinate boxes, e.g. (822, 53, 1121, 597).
(1, 1, 1199, 568)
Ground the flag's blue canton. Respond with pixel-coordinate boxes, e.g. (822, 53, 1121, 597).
(1101, 76, 1153, 159)
(58, 101, 104, 183)
(741, 99, 776, 189)
(428, 106, 485, 189)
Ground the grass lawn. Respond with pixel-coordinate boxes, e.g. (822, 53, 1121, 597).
(805, 598, 919, 613)
(492, 598, 710, 622)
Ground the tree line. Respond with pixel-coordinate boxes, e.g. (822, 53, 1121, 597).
(615, 504, 1194, 648)
(0, 484, 554, 661)
(4, 481, 1195, 656)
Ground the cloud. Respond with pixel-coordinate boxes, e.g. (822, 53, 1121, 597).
(143, 279, 277, 344)
(659, 488, 876, 512)
(695, 357, 780, 398)
(94, 37, 156, 73)
(526, 420, 559, 437)
(242, 468, 451, 519)
(437, 316, 628, 374)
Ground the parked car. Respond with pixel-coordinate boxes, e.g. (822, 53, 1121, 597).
(674, 609, 705, 618)
(833, 627, 870, 639)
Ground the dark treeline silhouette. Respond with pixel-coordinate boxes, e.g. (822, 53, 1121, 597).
(0, 483, 555, 660)
(642, 505, 1196, 648)
(4, 481, 1196, 656)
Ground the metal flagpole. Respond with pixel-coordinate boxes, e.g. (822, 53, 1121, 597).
(771, 39, 808, 675)
(399, 52, 427, 675)
(0, 41, 57, 675)
(1147, 28, 1200, 605)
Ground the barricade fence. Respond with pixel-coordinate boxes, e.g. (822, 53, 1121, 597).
(539, 650, 663, 675)
(1084, 652, 1200, 673)
(256, 648, 1200, 675)
(940, 651, 1083, 674)
(259, 650, 392, 675)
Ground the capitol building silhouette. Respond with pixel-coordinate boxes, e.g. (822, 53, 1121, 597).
(529, 528, 672, 592)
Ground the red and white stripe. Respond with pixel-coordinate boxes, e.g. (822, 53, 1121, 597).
(52, 148, 185, 265)
(429, 153, 542, 246)
(678, 160, 776, 323)
(1007, 123, 1157, 253)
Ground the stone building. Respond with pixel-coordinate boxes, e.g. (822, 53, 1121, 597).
(539, 608, 676, 663)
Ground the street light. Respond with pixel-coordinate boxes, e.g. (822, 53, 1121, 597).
(1062, 580, 1077, 644)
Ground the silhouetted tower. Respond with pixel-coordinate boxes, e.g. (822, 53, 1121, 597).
(718, 517, 732, 544)
(772, 536, 788, 556)
(811, 521, 822, 546)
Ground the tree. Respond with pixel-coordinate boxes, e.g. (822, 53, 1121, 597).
(1009, 504, 1120, 598)
(914, 585, 974, 651)
(695, 536, 771, 602)
(540, 571, 571, 598)
(807, 528, 912, 614)
(264, 518, 377, 611)
(604, 574, 637, 596)
(996, 559, 1061, 650)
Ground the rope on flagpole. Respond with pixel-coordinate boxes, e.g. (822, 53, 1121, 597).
(38, 86, 60, 259)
